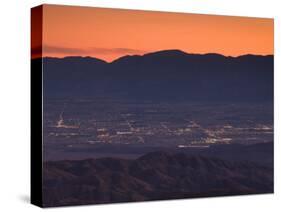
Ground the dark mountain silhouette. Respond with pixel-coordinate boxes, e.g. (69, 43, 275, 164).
(43, 151, 273, 207)
(37, 50, 273, 101)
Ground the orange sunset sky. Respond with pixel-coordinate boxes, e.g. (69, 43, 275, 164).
(34, 4, 274, 62)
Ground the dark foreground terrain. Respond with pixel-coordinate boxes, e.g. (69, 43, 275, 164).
(43, 148, 273, 207)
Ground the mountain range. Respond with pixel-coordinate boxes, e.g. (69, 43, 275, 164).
(34, 49, 273, 101)
(43, 150, 273, 207)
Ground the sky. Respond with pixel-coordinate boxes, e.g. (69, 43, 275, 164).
(33, 4, 274, 62)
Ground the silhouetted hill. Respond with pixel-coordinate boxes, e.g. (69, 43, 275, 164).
(36, 50, 273, 101)
(43, 56, 107, 80)
(43, 151, 273, 207)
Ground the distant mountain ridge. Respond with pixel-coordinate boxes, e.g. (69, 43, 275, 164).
(43, 49, 274, 64)
(43, 151, 273, 207)
(33, 49, 273, 101)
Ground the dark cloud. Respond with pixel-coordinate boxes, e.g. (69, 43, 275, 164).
(42, 45, 145, 55)
(43, 45, 84, 54)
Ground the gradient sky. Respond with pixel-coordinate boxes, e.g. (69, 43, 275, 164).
(40, 4, 274, 62)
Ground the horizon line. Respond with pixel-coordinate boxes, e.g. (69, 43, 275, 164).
(31, 49, 274, 62)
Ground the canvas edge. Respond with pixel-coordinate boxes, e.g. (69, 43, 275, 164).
(31, 5, 43, 208)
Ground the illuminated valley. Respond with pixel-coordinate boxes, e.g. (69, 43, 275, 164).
(43, 99, 273, 160)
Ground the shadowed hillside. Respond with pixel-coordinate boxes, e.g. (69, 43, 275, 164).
(43, 151, 273, 207)
(38, 50, 273, 101)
